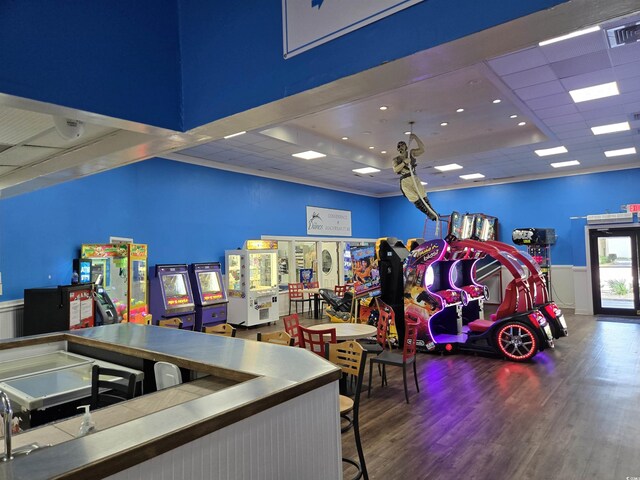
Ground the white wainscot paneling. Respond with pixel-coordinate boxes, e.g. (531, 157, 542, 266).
(549, 265, 575, 310)
(0, 299, 23, 339)
(572, 266, 592, 315)
(106, 382, 342, 480)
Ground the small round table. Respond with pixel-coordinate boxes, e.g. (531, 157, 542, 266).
(307, 322, 376, 341)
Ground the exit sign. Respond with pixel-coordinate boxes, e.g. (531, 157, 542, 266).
(627, 204, 640, 213)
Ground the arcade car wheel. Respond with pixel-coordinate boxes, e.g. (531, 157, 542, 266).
(495, 322, 538, 362)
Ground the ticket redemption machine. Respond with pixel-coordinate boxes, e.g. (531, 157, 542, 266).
(225, 240, 279, 327)
(80, 243, 149, 324)
(149, 264, 196, 330)
(189, 262, 228, 331)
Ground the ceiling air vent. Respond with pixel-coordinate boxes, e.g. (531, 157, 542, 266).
(607, 22, 640, 48)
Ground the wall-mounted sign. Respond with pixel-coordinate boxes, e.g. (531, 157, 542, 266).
(246, 240, 278, 250)
(306, 206, 352, 236)
(282, 0, 424, 58)
(625, 204, 640, 213)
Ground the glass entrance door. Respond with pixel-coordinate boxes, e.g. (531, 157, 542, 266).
(589, 228, 640, 316)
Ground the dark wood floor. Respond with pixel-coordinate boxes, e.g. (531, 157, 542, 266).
(236, 310, 640, 480)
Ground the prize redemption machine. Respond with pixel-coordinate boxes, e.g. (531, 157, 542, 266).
(225, 240, 279, 327)
(189, 262, 228, 331)
(80, 243, 149, 324)
(149, 264, 196, 329)
(23, 284, 95, 335)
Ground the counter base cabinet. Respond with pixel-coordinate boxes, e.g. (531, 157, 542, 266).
(105, 382, 342, 480)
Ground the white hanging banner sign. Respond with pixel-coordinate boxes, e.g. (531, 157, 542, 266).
(306, 206, 352, 236)
(283, 0, 424, 58)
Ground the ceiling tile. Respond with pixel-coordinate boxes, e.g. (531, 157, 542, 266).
(515, 80, 566, 100)
(559, 68, 616, 90)
(486, 47, 548, 76)
(539, 29, 607, 63)
(502, 65, 558, 89)
(550, 50, 612, 79)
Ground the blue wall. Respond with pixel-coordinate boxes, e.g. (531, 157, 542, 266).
(0, 1, 182, 130)
(380, 168, 640, 266)
(0, 1, 569, 131)
(0, 159, 381, 300)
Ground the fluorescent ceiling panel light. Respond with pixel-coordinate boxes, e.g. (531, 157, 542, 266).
(435, 163, 463, 172)
(368, 146, 375, 149)
(591, 122, 630, 135)
(381, 150, 387, 154)
(404, 131, 411, 135)
(223, 131, 246, 139)
(460, 173, 485, 180)
(535, 146, 568, 157)
(569, 82, 619, 103)
(604, 147, 636, 157)
(353, 167, 380, 174)
(539, 26, 601, 46)
(292, 150, 326, 160)
(550, 160, 580, 168)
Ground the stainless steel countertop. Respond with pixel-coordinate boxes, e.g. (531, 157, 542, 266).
(0, 324, 340, 479)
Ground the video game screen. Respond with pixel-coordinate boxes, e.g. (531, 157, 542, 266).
(448, 211, 463, 240)
(197, 271, 223, 303)
(350, 246, 380, 296)
(161, 273, 192, 307)
(485, 217, 497, 240)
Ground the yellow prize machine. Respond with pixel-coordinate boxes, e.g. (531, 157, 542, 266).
(80, 243, 149, 324)
(225, 240, 279, 327)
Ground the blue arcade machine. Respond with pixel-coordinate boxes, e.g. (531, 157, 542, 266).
(189, 262, 228, 331)
(149, 264, 196, 329)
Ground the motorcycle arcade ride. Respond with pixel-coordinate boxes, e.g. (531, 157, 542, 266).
(485, 240, 567, 339)
(405, 214, 555, 362)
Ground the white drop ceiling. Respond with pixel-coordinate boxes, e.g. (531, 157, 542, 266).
(0, 3, 638, 199)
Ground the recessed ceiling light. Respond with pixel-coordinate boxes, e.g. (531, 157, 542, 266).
(223, 131, 246, 139)
(353, 167, 380, 174)
(368, 146, 375, 149)
(420, 181, 428, 185)
(341, 136, 349, 140)
(379, 106, 388, 111)
(404, 131, 411, 135)
(539, 26, 601, 46)
(604, 147, 636, 157)
(460, 173, 485, 180)
(381, 150, 387, 154)
(435, 163, 463, 172)
(591, 122, 630, 135)
(440, 122, 449, 127)
(362, 131, 371, 135)
(569, 82, 619, 103)
(535, 146, 568, 157)
(292, 150, 326, 160)
(492, 99, 501, 104)
(510, 114, 518, 119)
(456, 108, 465, 113)
(518, 122, 527, 126)
(550, 160, 580, 168)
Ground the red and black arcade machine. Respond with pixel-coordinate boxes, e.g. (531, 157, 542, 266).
(149, 264, 196, 329)
(189, 262, 228, 332)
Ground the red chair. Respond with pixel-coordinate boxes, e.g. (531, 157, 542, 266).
(288, 283, 310, 315)
(367, 319, 420, 404)
(282, 313, 302, 347)
(299, 325, 336, 357)
(334, 284, 348, 297)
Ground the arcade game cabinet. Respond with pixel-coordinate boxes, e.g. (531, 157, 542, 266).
(149, 264, 196, 329)
(375, 237, 409, 343)
(23, 284, 95, 336)
(512, 228, 556, 298)
(226, 240, 279, 327)
(189, 262, 228, 331)
(80, 243, 149, 323)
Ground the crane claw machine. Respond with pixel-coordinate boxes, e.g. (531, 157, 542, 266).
(80, 243, 149, 324)
(189, 262, 228, 331)
(225, 240, 279, 327)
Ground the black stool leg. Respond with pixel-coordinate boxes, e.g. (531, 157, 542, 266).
(413, 360, 419, 392)
(402, 364, 409, 404)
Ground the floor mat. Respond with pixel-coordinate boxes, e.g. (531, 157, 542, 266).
(597, 315, 640, 324)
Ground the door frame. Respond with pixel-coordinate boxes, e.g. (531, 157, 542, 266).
(588, 225, 640, 317)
